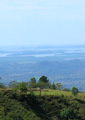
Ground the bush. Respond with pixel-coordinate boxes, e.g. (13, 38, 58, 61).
(72, 87, 79, 96)
(60, 107, 78, 120)
(18, 82, 28, 93)
(30, 90, 35, 98)
(63, 88, 71, 92)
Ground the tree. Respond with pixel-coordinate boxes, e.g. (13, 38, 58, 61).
(56, 83, 63, 90)
(30, 77, 36, 85)
(8, 81, 18, 89)
(0, 77, 6, 89)
(18, 82, 28, 93)
(72, 87, 79, 96)
(39, 76, 49, 88)
(38, 76, 49, 96)
(50, 82, 56, 90)
(39, 76, 49, 83)
(29, 77, 36, 90)
(37, 81, 47, 96)
(0, 83, 6, 89)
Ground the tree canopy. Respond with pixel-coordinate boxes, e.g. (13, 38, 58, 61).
(39, 76, 49, 83)
(72, 87, 79, 96)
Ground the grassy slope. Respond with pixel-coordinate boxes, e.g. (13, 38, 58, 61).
(29, 89, 85, 101)
(0, 89, 85, 120)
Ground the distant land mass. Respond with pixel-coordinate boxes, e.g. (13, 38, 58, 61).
(0, 45, 85, 91)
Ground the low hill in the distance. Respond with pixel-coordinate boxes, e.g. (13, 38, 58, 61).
(0, 45, 85, 91)
(0, 58, 85, 91)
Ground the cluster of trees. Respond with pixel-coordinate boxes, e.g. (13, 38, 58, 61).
(8, 76, 50, 96)
(0, 76, 79, 96)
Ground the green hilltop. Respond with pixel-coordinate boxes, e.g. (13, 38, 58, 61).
(0, 89, 85, 120)
(0, 75, 85, 120)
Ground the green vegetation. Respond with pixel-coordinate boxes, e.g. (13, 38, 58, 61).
(29, 77, 36, 91)
(56, 83, 63, 90)
(0, 76, 85, 120)
(50, 82, 56, 90)
(0, 89, 85, 120)
(72, 87, 79, 96)
(18, 82, 28, 93)
(60, 107, 78, 120)
(37, 76, 50, 96)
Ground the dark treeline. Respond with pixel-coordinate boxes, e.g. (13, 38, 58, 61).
(0, 76, 79, 97)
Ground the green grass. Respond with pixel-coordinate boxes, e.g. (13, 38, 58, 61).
(28, 89, 85, 101)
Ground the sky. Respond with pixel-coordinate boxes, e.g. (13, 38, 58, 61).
(0, 0, 85, 46)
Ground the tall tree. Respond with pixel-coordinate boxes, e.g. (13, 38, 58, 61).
(38, 76, 49, 96)
(50, 82, 56, 90)
(18, 82, 28, 93)
(0, 77, 6, 89)
(37, 81, 47, 96)
(8, 81, 18, 89)
(0, 83, 6, 89)
(30, 77, 36, 87)
(56, 83, 63, 90)
(39, 76, 49, 83)
(72, 87, 79, 96)
(29, 77, 36, 92)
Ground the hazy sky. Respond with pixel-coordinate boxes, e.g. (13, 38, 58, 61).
(0, 0, 85, 46)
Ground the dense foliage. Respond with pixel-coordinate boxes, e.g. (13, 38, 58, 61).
(72, 87, 79, 96)
(0, 76, 84, 119)
(0, 89, 85, 120)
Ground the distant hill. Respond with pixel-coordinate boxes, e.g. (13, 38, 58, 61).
(0, 56, 85, 91)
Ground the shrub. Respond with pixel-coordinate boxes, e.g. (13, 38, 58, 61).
(30, 90, 35, 98)
(18, 82, 28, 93)
(60, 107, 77, 120)
(72, 87, 79, 96)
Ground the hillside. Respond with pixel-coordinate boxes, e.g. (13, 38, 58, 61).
(0, 58, 85, 91)
(0, 89, 85, 120)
